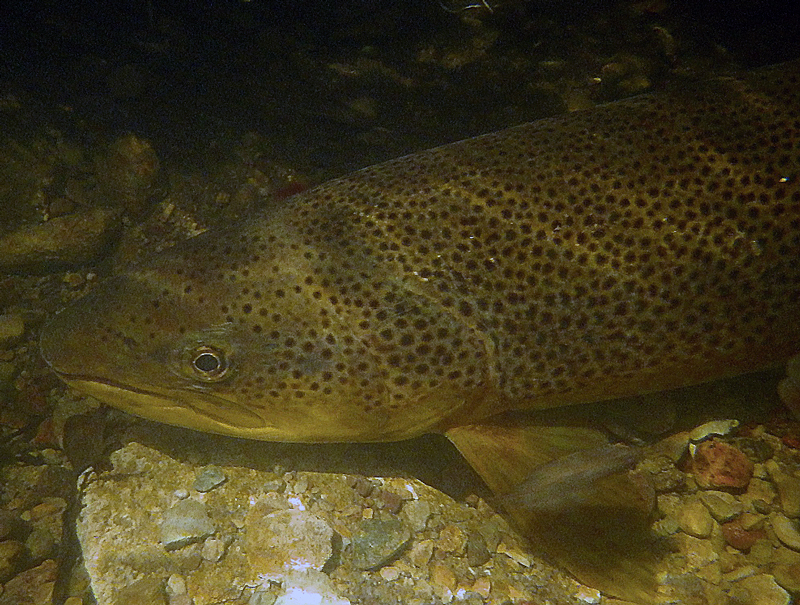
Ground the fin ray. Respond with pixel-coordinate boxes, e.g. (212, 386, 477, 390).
(447, 420, 663, 603)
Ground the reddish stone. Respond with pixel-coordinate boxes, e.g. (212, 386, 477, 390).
(691, 439, 754, 490)
(720, 518, 766, 551)
(378, 489, 404, 514)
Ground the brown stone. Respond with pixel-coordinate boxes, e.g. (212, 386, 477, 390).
(0, 559, 57, 605)
(691, 439, 754, 490)
(721, 517, 766, 551)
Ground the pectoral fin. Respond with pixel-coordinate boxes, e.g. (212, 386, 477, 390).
(446, 418, 663, 604)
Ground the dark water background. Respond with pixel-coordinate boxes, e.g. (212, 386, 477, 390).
(3, 0, 799, 176)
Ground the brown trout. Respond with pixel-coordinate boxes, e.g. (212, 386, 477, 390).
(41, 60, 800, 601)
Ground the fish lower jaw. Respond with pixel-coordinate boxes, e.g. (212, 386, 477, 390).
(55, 376, 424, 443)
(56, 377, 280, 438)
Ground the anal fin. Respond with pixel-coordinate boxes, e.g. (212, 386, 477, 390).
(446, 417, 664, 604)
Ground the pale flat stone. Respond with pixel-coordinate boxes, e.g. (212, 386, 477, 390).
(729, 574, 791, 605)
(679, 498, 715, 538)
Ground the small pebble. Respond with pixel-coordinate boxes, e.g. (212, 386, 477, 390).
(476, 515, 505, 551)
(193, 466, 226, 492)
(773, 515, 800, 551)
(652, 516, 681, 537)
(496, 541, 532, 567)
(437, 523, 466, 554)
(574, 586, 602, 604)
(772, 545, 800, 566)
(657, 493, 682, 517)
(378, 490, 403, 514)
(739, 512, 767, 530)
(773, 563, 800, 596)
(728, 573, 791, 605)
(429, 561, 457, 592)
(351, 477, 375, 498)
(750, 539, 777, 565)
(407, 539, 434, 568)
(293, 478, 309, 494)
(0, 207, 121, 269)
(160, 499, 215, 550)
(25, 527, 56, 563)
(263, 479, 286, 493)
(62, 271, 85, 286)
(696, 560, 723, 584)
(402, 500, 431, 532)
(734, 437, 775, 463)
(723, 564, 760, 583)
(699, 490, 743, 522)
(115, 576, 167, 605)
(679, 498, 714, 538)
(753, 462, 771, 480)
(258, 492, 290, 513)
(380, 566, 400, 581)
(166, 574, 187, 596)
(466, 532, 490, 567)
(767, 461, 800, 518)
(471, 576, 491, 597)
(653, 431, 691, 463)
(350, 518, 411, 570)
(201, 537, 228, 562)
(721, 517, 766, 551)
(673, 533, 719, 569)
(743, 478, 778, 511)
(645, 464, 687, 492)
(0, 559, 58, 605)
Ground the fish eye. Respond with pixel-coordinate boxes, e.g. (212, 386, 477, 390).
(189, 346, 229, 381)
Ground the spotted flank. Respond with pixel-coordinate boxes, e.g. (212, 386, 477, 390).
(41, 60, 800, 602)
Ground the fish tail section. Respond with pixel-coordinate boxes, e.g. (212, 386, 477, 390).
(446, 420, 664, 603)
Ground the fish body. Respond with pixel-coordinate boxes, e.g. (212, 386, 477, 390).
(41, 60, 800, 442)
(40, 60, 800, 602)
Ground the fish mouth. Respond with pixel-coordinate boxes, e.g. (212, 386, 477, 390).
(54, 373, 276, 438)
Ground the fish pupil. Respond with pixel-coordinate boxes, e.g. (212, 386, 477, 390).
(190, 346, 229, 380)
(194, 353, 219, 372)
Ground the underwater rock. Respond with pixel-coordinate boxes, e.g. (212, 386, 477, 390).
(0, 208, 120, 270)
(245, 507, 335, 573)
(160, 499, 216, 550)
(349, 518, 411, 570)
(692, 439, 754, 490)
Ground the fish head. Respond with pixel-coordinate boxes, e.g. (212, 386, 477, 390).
(39, 227, 432, 443)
